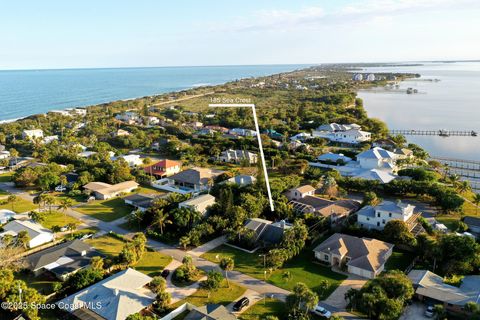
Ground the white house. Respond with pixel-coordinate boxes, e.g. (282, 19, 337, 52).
(42, 135, 59, 144)
(357, 200, 416, 230)
(224, 175, 256, 186)
(357, 147, 397, 171)
(290, 132, 312, 141)
(83, 181, 139, 200)
(115, 111, 140, 124)
(312, 123, 371, 144)
(179, 194, 216, 215)
(313, 233, 394, 279)
(145, 116, 160, 126)
(0, 220, 54, 248)
(285, 185, 316, 201)
(229, 128, 257, 137)
(316, 152, 352, 164)
(22, 129, 44, 140)
(0, 150, 10, 160)
(114, 154, 143, 167)
(218, 149, 258, 164)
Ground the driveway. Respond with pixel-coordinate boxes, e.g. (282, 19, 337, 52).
(400, 302, 431, 320)
(226, 289, 262, 315)
(322, 275, 367, 311)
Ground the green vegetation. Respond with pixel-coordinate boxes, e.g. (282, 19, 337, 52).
(14, 271, 56, 295)
(384, 250, 415, 272)
(0, 196, 37, 213)
(0, 171, 14, 182)
(202, 244, 346, 299)
(76, 197, 132, 222)
(240, 298, 288, 320)
(85, 234, 125, 257)
(39, 210, 81, 230)
(172, 279, 246, 308)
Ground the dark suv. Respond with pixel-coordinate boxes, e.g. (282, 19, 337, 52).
(233, 297, 250, 311)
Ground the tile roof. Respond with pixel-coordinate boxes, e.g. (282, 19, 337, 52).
(185, 304, 236, 320)
(313, 233, 393, 272)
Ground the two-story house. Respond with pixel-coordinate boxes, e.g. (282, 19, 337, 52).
(357, 200, 417, 230)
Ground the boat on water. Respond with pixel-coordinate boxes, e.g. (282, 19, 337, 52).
(439, 129, 450, 137)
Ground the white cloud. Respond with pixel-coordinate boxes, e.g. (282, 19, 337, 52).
(220, 0, 480, 32)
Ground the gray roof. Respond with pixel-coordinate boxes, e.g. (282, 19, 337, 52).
(1, 220, 53, 239)
(356, 205, 375, 217)
(357, 147, 395, 160)
(124, 194, 157, 209)
(376, 200, 415, 214)
(185, 304, 236, 320)
(26, 240, 97, 276)
(58, 268, 155, 320)
(169, 167, 225, 185)
(245, 218, 291, 245)
(408, 270, 480, 306)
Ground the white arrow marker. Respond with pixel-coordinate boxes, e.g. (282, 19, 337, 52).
(209, 103, 274, 212)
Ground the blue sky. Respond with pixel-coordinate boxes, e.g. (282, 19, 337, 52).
(1, 0, 479, 69)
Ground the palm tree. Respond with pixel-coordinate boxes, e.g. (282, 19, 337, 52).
(179, 236, 190, 251)
(219, 257, 234, 288)
(150, 209, 172, 234)
(28, 211, 44, 223)
(58, 198, 73, 225)
(43, 194, 56, 214)
(33, 194, 44, 211)
(473, 193, 480, 215)
(7, 195, 17, 212)
(128, 209, 144, 230)
(16, 230, 30, 249)
(458, 180, 471, 194)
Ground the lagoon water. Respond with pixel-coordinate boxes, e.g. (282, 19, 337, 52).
(0, 64, 306, 122)
(358, 62, 480, 161)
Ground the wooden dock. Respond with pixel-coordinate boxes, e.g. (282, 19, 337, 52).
(390, 129, 478, 137)
(431, 157, 480, 191)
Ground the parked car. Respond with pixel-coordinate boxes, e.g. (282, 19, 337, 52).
(425, 305, 435, 318)
(311, 304, 332, 318)
(161, 269, 170, 278)
(233, 297, 250, 311)
(55, 185, 66, 192)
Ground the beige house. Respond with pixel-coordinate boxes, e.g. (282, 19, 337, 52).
(83, 181, 139, 200)
(285, 185, 316, 201)
(313, 233, 393, 279)
(179, 194, 216, 215)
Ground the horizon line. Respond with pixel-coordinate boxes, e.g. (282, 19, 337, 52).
(1, 59, 479, 72)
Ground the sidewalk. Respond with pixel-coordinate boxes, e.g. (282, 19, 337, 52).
(188, 235, 226, 257)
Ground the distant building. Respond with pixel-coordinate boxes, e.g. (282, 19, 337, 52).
(366, 73, 376, 81)
(83, 181, 139, 200)
(0, 149, 10, 160)
(0, 220, 54, 248)
(42, 135, 59, 144)
(244, 218, 292, 247)
(113, 154, 143, 167)
(152, 167, 224, 194)
(372, 139, 396, 149)
(285, 185, 316, 201)
(218, 149, 258, 164)
(316, 152, 352, 164)
(312, 123, 371, 144)
(313, 233, 394, 279)
(352, 73, 363, 81)
(124, 193, 158, 212)
(179, 194, 216, 215)
(145, 116, 160, 126)
(229, 128, 257, 137)
(115, 129, 131, 137)
(115, 111, 140, 124)
(144, 159, 182, 178)
(22, 129, 44, 140)
(224, 175, 256, 186)
(357, 147, 397, 171)
(357, 200, 417, 230)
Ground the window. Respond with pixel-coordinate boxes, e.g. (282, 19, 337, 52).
(382, 219, 386, 224)
(324, 255, 329, 261)
(377, 212, 381, 217)
(377, 222, 380, 226)
(389, 213, 392, 217)
(366, 217, 370, 221)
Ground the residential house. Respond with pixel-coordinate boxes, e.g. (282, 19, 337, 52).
(83, 181, 139, 200)
(290, 132, 312, 141)
(229, 128, 257, 137)
(61, 172, 79, 188)
(114, 154, 143, 167)
(115, 129, 131, 137)
(316, 152, 352, 164)
(357, 200, 418, 231)
(57, 268, 156, 320)
(288, 140, 310, 151)
(205, 125, 229, 133)
(408, 269, 480, 314)
(464, 216, 480, 236)
(312, 123, 371, 144)
(313, 233, 394, 279)
(22, 129, 44, 140)
(0, 220, 54, 248)
(115, 111, 140, 124)
(357, 147, 397, 171)
(373, 139, 396, 149)
(289, 195, 360, 224)
(263, 129, 283, 140)
(393, 148, 414, 159)
(143, 159, 182, 178)
(0, 209, 15, 224)
(0, 149, 10, 160)
(42, 135, 59, 144)
(196, 128, 216, 136)
(145, 116, 160, 126)
(285, 185, 316, 201)
(179, 194, 216, 215)
(244, 218, 292, 247)
(26, 239, 98, 280)
(224, 174, 256, 186)
(218, 149, 258, 164)
(152, 167, 224, 194)
(124, 194, 158, 212)
(185, 121, 203, 129)
(184, 304, 236, 320)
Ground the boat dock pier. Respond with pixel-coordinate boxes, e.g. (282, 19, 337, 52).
(390, 129, 478, 137)
(431, 157, 480, 191)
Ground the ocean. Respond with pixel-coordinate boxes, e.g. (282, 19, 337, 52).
(358, 61, 480, 161)
(0, 64, 307, 122)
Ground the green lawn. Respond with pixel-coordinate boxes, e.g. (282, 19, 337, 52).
(171, 280, 246, 308)
(0, 197, 37, 213)
(240, 298, 288, 320)
(40, 210, 82, 230)
(384, 250, 416, 272)
(86, 235, 172, 276)
(75, 197, 131, 222)
(14, 271, 56, 295)
(435, 215, 460, 231)
(0, 189, 8, 196)
(0, 171, 14, 182)
(201, 244, 347, 299)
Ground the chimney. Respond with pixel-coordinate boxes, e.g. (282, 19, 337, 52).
(114, 289, 119, 296)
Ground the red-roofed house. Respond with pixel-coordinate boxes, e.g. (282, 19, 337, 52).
(144, 159, 182, 178)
